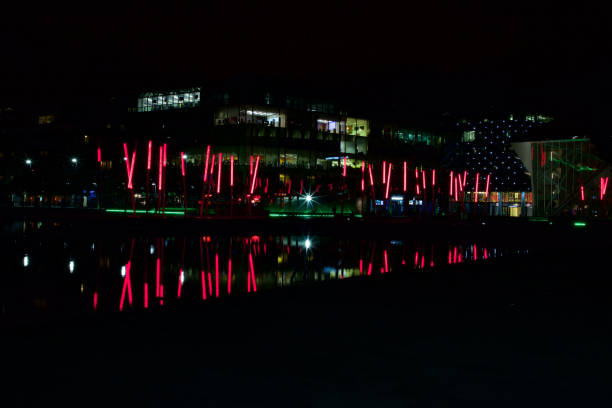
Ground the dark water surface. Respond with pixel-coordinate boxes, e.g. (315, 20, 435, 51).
(3, 219, 612, 406)
(2, 220, 525, 318)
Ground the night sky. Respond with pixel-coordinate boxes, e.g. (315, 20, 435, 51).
(2, 2, 610, 119)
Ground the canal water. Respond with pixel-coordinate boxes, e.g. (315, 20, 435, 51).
(1, 220, 528, 318)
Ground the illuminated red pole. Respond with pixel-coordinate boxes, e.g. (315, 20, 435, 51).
(203, 145, 211, 182)
(97, 147, 102, 163)
(450, 170, 454, 195)
(474, 172, 479, 203)
(158, 146, 163, 214)
(210, 153, 215, 175)
(581, 185, 585, 201)
(384, 249, 389, 273)
(97, 147, 102, 211)
(485, 174, 490, 199)
(216, 153, 222, 194)
(385, 162, 392, 199)
(250, 155, 260, 194)
(161, 144, 167, 215)
(227, 257, 232, 295)
(382, 160, 386, 184)
(249, 155, 254, 176)
(181, 152, 187, 214)
(462, 170, 467, 190)
(432, 169, 436, 187)
(215, 253, 219, 298)
(368, 164, 374, 187)
(358, 162, 364, 193)
(343, 156, 347, 178)
(248, 252, 257, 292)
(403, 161, 407, 192)
(147, 141, 152, 171)
(415, 168, 420, 195)
(230, 155, 234, 187)
(422, 169, 426, 190)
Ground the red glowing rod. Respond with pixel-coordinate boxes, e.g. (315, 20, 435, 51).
(217, 153, 222, 194)
(385, 163, 392, 199)
(208, 273, 212, 296)
(448, 249, 452, 264)
(158, 147, 163, 189)
(201, 270, 207, 300)
(384, 250, 389, 273)
(300, 180, 303, 195)
(485, 174, 490, 198)
(203, 145, 210, 182)
(415, 167, 419, 179)
(359, 259, 363, 275)
(367, 262, 372, 276)
(415, 168, 420, 194)
(581, 185, 585, 201)
(484, 248, 488, 259)
(601, 177, 609, 200)
(93, 292, 98, 310)
(368, 164, 374, 187)
(414, 251, 419, 268)
(119, 260, 133, 311)
(250, 156, 260, 194)
(210, 153, 215, 175)
(473, 244, 477, 261)
(343, 156, 347, 177)
(249, 155, 253, 176)
(422, 169, 426, 190)
(454, 177, 458, 201)
(403, 161, 407, 192)
(144, 282, 149, 309)
(228, 258, 232, 294)
(474, 172, 479, 203)
(180, 152, 185, 177)
(230, 155, 234, 186)
(432, 169, 436, 186)
(361, 161, 365, 191)
(147, 141, 152, 170)
(457, 175, 463, 192)
(215, 253, 219, 298)
(163, 144, 167, 167)
(248, 252, 257, 292)
(382, 160, 386, 183)
(123, 143, 136, 189)
(450, 170, 454, 195)
(264, 178, 269, 193)
(177, 269, 183, 298)
(97, 147, 101, 163)
(462, 170, 467, 189)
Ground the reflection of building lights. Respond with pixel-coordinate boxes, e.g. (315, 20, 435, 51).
(23, 255, 29, 267)
(69, 260, 75, 273)
(305, 239, 311, 249)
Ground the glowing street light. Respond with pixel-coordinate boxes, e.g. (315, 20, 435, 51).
(25, 159, 32, 165)
(305, 194, 312, 203)
(305, 239, 311, 250)
(23, 255, 29, 267)
(69, 260, 75, 273)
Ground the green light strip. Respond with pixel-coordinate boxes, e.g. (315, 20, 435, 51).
(105, 209, 187, 216)
(573, 221, 587, 227)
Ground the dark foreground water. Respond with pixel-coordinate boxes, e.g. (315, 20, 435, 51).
(2, 220, 526, 318)
(2, 219, 612, 406)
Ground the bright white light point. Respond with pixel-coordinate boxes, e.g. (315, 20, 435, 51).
(182, 154, 187, 159)
(71, 158, 78, 163)
(23, 255, 29, 267)
(150, 245, 155, 254)
(25, 159, 32, 165)
(180, 272, 185, 283)
(305, 239, 311, 249)
(121, 265, 126, 277)
(69, 260, 75, 273)
(305, 194, 312, 202)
